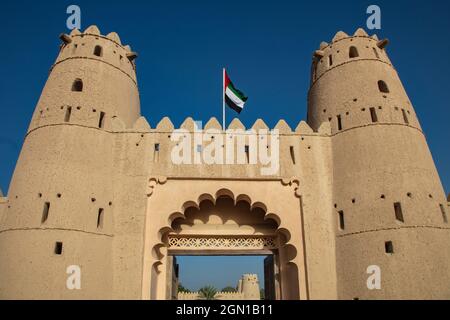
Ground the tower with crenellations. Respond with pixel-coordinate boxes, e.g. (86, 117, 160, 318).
(308, 28, 450, 299)
(0, 25, 448, 300)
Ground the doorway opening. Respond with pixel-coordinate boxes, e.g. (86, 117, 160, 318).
(171, 254, 278, 300)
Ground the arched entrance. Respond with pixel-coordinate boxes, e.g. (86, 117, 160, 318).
(142, 183, 306, 300)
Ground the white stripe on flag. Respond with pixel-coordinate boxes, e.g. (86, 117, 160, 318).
(225, 87, 245, 109)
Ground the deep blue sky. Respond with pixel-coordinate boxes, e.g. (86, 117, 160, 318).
(176, 255, 266, 291)
(1, 1, 449, 290)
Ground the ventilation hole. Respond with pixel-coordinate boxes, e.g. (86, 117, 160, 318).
(337, 115, 342, 130)
(385, 241, 394, 254)
(57, 193, 62, 198)
(349, 46, 359, 58)
(352, 199, 356, 204)
(370, 107, 378, 122)
(71, 79, 83, 92)
(378, 106, 382, 110)
(429, 194, 433, 199)
(361, 108, 366, 111)
(394, 202, 404, 222)
(97, 208, 104, 229)
(353, 98, 358, 102)
(54, 242, 63, 255)
(323, 109, 326, 113)
(381, 194, 385, 199)
(378, 80, 389, 93)
(334, 204, 337, 208)
(98, 112, 106, 128)
(77, 106, 81, 110)
(290, 146, 296, 164)
(38, 193, 42, 198)
(93, 45, 103, 57)
(338, 210, 345, 230)
(440, 204, 448, 223)
(108, 201, 112, 206)
(407, 192, 412, 198)
(42, 202, 50, 223)
(91, 198, 96, 202)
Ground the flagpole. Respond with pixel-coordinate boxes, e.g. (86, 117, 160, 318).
(222, 68, 226, 131)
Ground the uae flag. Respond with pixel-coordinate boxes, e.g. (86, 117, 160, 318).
(224, 70, 248, 114)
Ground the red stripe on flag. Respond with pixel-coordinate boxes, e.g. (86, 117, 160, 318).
(224, 70, 231, 92)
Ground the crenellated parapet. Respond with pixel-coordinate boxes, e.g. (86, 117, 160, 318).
(311, 28, 391, 85)
(308, 28, 421, 134)
(55, 25, 137, 83)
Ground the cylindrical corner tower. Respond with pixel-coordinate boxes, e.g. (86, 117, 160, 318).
(0, 25, 140, 299)
(307, 28, 450, 299)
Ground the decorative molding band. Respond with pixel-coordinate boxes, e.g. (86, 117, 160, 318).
(168, 235, 278, 250)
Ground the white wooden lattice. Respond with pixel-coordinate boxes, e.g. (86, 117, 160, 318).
(168, 236, 277, 250)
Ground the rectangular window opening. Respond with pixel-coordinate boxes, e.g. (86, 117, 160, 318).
(337, 115, 342, 130)
(394, 202, 404, 222)
(440, 204, 448, 223)
(97, 208, 104, 229)
(244, 145, 249, 163)
(42, 202, 50, 223)
(338, 210, 345, 230)
(290, 146, 296, 164)
(98, 112, 106, 128)
(401, 109, 409, 124)
(153, 143, 160, 163)
(385, 241, 394, 254)
(64, 107, 72, 123)
(370, 107, 378, 123)
(328, 55, 333, 67)
(54, 242, 63, 255)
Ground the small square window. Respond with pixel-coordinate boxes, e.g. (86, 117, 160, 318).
(385, 241, 394, 254)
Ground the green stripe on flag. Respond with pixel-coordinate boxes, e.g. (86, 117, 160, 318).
(228, 82, 248, 102)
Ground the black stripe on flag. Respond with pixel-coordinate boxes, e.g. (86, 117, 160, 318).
(225, 95, 243, 114)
